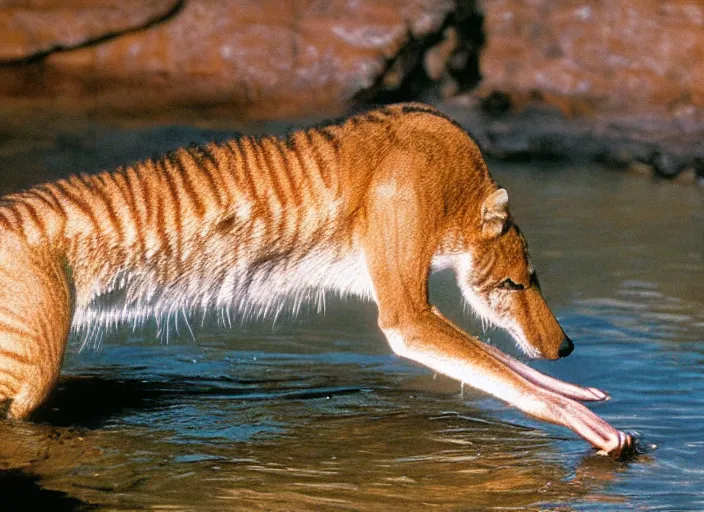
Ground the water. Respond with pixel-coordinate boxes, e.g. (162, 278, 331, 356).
(0, 111, 702, 511)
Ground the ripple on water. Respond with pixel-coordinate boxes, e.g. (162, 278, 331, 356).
(0, 127, 702, 511)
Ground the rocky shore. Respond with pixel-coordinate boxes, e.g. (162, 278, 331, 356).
(1, 0, 702, 183)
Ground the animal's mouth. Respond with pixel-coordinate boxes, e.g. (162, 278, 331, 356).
(505, 325, 542, 359)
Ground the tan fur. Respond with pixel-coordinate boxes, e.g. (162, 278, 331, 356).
(0, 103, 633, 457)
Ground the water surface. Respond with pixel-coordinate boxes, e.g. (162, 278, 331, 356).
(0, 114, 702, 511)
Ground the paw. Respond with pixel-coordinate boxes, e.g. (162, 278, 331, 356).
(586, 387, 610, 402)
(597, 431, 636, 459)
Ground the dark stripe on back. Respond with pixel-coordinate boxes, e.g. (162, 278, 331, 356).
(237, 137, 273, 236)
(151, 171, 169, 257)
(230, 138, 258, 201)
(260, 138, 296, 207)
(252, 139, 286, 207)
(87, 173, 125, 242)
(274, 140, 308, 211)
(287, 135, 320, 204)
(168, 151, 204, 217)
(138, 161, 156, 229)
(0, 210, 14, 231)
(32, 185, 68, 237)
(190, 145, 223, 207)
(53, 180, 100, 231)
(3, 204, 22, 231)
(158, 159, 183, 267)
(25, 189, 57, 211)
(269, 140, 302, 249)
(316, 127, 341, 157)
(113, 168, 146, 255)
(19, 200, 47, 237)
(361, 112, 386, 124)
(399, 104, 465, 131)
(304, 130, 330, 189)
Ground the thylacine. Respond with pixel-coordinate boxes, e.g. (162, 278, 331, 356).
(0, 103, 633, 457)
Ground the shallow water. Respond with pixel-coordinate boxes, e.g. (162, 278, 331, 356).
(0, 113, 703, 511)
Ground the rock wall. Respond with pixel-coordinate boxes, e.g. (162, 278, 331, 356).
(0, 0, 181, 62)
(0, 0, 702, 179)
(463, 0, 704, 180)
(0, 0, 470, 120)
(479, 0, 704, 120)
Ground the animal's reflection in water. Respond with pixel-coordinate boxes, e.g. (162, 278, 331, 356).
(0, 369, 634, 511)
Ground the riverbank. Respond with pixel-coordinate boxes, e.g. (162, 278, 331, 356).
(1, 1, 702, 184)
(0, 156, 701, 511)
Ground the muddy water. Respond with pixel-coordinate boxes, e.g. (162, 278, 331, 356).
(0, 112, 702, 511)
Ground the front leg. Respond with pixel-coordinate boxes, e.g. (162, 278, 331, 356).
(384, 309, 634, 457)
(359, 154, 632, 457)
(431, 307, 610, 403)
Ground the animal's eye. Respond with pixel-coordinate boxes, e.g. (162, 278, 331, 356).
(498, 278, 525, 291)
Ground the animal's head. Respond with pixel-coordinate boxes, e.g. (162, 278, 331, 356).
(455, 188, 573, 360)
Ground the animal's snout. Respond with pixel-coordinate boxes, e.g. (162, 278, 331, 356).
(558, 335, 574, 358)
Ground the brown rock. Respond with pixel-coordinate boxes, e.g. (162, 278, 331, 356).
(479, 0, 704, 119)
(0, 0, 456, 120)
(424, 27, 458, 80)
(627, 161, 655, 178)
(0, 0, 181, 62)
(673, 167, 697, 185)
(650, 151, 681, 178)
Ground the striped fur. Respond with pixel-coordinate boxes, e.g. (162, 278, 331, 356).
(0, 103, 633, 458)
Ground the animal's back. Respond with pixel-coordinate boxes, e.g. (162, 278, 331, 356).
(0, 103, 484, 335)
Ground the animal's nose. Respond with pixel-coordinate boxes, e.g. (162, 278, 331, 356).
(558, 335, 574, 358)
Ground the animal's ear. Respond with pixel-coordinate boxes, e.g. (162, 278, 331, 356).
(481, 188, 509, 238)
